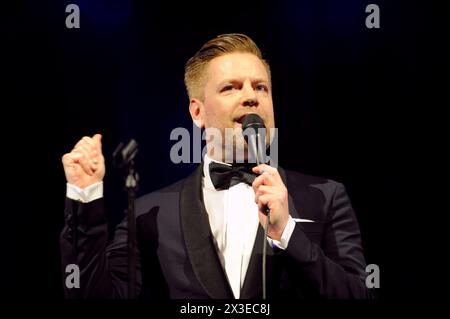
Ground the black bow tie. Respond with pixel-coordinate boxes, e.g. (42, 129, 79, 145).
(208, 161, 257, 190)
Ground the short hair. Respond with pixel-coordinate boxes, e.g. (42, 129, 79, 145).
(184, 33, 271, 100)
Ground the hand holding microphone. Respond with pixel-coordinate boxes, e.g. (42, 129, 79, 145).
(252, 164, 289, 241)
(242, 114, 289, 241)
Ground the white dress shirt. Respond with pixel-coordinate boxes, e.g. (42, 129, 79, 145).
(202, 155, 295, 298)
(66, 156, 296, 299)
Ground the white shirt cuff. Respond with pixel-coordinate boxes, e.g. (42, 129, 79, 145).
(267, 215, 296, 250)
(66, 182, 103, 203)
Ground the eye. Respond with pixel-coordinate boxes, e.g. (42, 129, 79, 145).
(256, 84, 268, 92)
(221, 85, 234, 92)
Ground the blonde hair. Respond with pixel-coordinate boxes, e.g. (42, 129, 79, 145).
(184, 33, 271, 100)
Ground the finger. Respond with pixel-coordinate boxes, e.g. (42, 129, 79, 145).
(252, 163, 273, 175)
(82, 136, 96, 148)
(255, 187, 282, 211)
(76, 144, 98, 166)
(74, 147, 95, 174)
(253, 171, 277, 191)
(254, 185, 272, 201)
(252, 164, 282, 182)
(72, 147, 95, 175)
(74, 137, 90, 149)
(97, 153, 105, 166)
(83, 137, 100, 157)
(73, 142, 96, 161)
(256, 194, 272, 212)
(75, 136, 97, 151)
(62, 152, 80, 166)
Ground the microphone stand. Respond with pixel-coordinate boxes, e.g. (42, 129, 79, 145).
(254, 137, 270, 301)
(249, 131, 270, 299)
(125, 160, 138, 299)
(113, 139, 139, 299)
(262, 207, 270, 300)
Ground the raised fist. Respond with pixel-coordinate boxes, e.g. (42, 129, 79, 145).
(62, 134, 105, 189)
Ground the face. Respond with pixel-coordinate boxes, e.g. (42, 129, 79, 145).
(189, 52, 275, 162)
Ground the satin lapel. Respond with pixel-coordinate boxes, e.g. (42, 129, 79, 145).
(279, 167, 301, 219)
(240, 223, 276, 298)
(180, 165, 234, 299)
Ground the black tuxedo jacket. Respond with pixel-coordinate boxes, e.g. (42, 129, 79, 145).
(60, 165, 373, 299)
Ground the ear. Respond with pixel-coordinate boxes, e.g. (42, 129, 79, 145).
(189, 98, 205, 128)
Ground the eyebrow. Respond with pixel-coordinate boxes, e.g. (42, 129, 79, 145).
(217, 78, 270, 86)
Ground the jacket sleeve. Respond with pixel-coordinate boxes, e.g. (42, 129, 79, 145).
(60, 197, 141, 298)
(284, 182, 375, 298)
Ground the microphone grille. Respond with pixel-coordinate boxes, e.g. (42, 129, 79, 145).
(242, 113, 265, 131)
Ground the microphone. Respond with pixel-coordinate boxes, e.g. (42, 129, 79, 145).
(242, 113, 266, 165)
(242, 114, 268, 213)
(113, 139, 138, 169)
(241, 113, 270, 300)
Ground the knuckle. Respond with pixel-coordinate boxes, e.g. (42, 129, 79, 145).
(80, 142, 89, 150)
(82, 137, 93, 147)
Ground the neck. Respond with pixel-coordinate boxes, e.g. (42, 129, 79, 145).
(206, 144, 249, 164)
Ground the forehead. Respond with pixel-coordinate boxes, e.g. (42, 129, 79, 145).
(205, 52, 269, 84)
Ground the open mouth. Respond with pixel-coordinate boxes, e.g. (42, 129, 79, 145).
(236, 115, 246, 124)
(235, 114, 266, 128)
(236, 113, 258, 124)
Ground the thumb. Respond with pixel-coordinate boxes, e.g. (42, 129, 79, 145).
(93, 133, 102, 152)
(93, 133, 102, 142)
(93, 133, 102, 148)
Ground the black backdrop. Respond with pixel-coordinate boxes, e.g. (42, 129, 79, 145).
(3, 0, 447, 306)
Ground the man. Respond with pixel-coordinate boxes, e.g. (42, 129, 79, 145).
(61, 34, 372, 299)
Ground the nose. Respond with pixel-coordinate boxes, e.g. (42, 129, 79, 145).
(242, 82, 258, 107)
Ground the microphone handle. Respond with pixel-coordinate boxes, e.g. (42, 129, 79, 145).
(255, 132, 266, 165)
(253, 133, 270, 215)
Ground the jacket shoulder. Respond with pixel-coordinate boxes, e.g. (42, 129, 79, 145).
(282, 168, 345, 214)
(283, 168, 341, 190)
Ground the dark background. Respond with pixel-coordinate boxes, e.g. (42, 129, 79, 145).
(2, 0, 446, 305)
